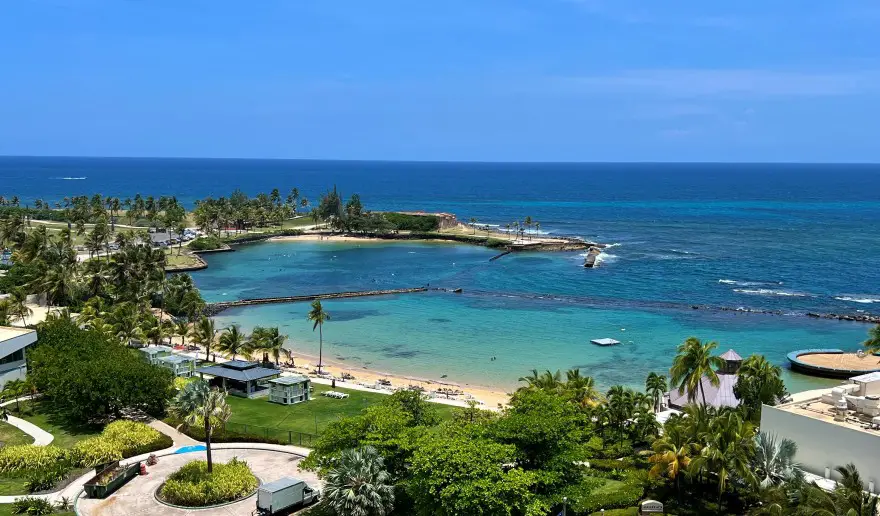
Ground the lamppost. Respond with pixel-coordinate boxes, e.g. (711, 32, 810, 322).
(562, 496, 567, 516)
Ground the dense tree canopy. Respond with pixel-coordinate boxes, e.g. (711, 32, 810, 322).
(29, 319, 174, 422)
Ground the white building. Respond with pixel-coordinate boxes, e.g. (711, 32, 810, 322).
(268, 375, 311, 405)
(0, 326, 37, 389)
(761, 372, 880, 492)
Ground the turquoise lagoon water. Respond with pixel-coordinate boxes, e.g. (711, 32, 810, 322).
(202, 241, 868, 393)
(3, 158, 878, 392)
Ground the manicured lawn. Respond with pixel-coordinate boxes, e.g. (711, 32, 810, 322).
(0, 422, 33, 447)
(9, 402, 103, 449)
(591, 509, 638, 516)
(225, 384, 458, 436)
(165, 251, 203, 269)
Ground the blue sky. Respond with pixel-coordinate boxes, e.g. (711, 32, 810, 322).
(1, 0, 879, 162)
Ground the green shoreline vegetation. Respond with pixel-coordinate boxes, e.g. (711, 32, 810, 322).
(3, 190, 880, 514)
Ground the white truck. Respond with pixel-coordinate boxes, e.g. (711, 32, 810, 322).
(256, 477, 320, 515)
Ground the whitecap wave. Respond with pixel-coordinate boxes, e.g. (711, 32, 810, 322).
(835, 296, 880, 304)
(61, 177, 86, 180)
(604, 242, 622, 249)
(594, 253, 618, 265)
(734, 288, 812, 297)
(719, 279, 783, 287)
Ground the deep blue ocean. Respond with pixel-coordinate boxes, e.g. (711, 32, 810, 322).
(2, 156, 879, 392)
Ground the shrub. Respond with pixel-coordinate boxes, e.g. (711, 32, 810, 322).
(11, 496, 54, 515)
(189, 236, 224, 251)
(24, 465, 66, 493)
(383, 213, 440, 232)
(571, 481, 644, 513)
(160, 458, 258, 507)
(0, 445, 68, 475)
(72, 421, 170, 467)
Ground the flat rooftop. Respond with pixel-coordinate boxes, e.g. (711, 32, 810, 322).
(776, 393, 880, 437)
(0, 326, 35, 342)
(798, 352, 880, 372)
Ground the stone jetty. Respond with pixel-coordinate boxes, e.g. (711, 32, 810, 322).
(205, 287, 430, 315)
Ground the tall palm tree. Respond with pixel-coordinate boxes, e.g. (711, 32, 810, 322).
(468, 217, 477, 235)
(168, 379, 231, 473)
(218, 325, 248, 360)
(645, 372, 668, 413)
(670, 337, 723, 405)
(324, 446, 395, 516)
(191, 317, 217, 361)
(752, 432, 802, 489)
(307, 300, 330, 373)
(649, 422, 697, 498)
(112, 303, 145, 345)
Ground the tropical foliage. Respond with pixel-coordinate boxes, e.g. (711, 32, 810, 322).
(168, 379, 231, 472)
(323, 446, 395, 516)
(160, 458, 258, 507)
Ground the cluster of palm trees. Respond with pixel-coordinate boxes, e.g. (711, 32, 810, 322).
(503, 216, 541, 242)
(192, 188, 309, 235)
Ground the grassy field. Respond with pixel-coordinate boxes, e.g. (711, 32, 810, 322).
(8, 402, 102, 449)
(0, 422, 32, 447)
(225, 384, 459, 437)
(164, 251, 204, 269)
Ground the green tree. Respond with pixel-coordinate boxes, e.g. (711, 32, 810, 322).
(752, 432, 802, 489)
(308, 300, 330, 373)
(408, 433, 542, 516)
(649, 421, 697, 498)
(670, 337, 723, 405)
(645, 372, 668, 413)
(735, 355, 788, 422)
(690, 410, 757, 506)
(190, 317, 216, 361)
(217, 324, 248, 361)
(251, 326, 286, 366)
(29, 319, 174, 421)
(168, 379, 230, 473)
(563, 369, 602, 408)
(863, 324, 880, 354)
(799, 464, 879, 516)
(1, 379, 26, 413)
(323, 446, 395, 516)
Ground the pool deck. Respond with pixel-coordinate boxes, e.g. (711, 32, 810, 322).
(788, 348, 880, 378)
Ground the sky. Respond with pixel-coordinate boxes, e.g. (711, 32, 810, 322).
(1, 0, 879, 162)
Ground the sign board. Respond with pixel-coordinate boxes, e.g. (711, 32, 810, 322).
(639, 500, 664, 514)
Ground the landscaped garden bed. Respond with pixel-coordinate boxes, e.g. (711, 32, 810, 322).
(157, 458, 258, 508)
(0, 420, 170, 496)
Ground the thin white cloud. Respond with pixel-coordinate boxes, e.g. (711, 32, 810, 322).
(554, 69, 880, 98)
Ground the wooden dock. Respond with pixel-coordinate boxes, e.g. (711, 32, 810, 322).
(205, 287, 429, 315)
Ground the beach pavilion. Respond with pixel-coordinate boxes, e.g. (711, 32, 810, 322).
(196, 360, 281, 398)
(667, 349, 744, 409)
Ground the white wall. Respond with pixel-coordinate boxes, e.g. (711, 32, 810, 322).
(761, 404, 880, 490)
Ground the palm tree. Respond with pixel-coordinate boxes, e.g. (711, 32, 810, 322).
(864, 324, 880, 354)
(190, 317, 217, 361)
(690, 410, 757, 505)
(217, 325, 248, 360)
(564, 369, 602, 407)
(752, 432, 802, 489)
(517, 369, 562, 391)
(799, 464, 879, 516)
(468, 217, 477, 235)
(253, 327, 286, 366)
(6, 289, 31, 326)
(175, 319, 190, 348)
(307, 300, 330, 373)
(645, 372, 668, 413)
(112, 303, 145, 345)
(1, 379, 26, 413)
(649, 422, 697, 498)
(324, 446, 395, 516)
(168, 379, 231, 473)
(670, 337, 723, 406)
(524, 216, 532, 241)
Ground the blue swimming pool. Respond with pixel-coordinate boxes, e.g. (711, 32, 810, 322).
(175, 445, 207, 454)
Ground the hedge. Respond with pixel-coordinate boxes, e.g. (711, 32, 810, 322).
(189, 236, 225, 251)
(160, 458, 258, 507)
(72, 421, 171, 467)
(0, 446, 68, 475)
(382, 213, 440, 232)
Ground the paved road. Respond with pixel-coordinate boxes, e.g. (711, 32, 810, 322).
(77, 448, 320, 516)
